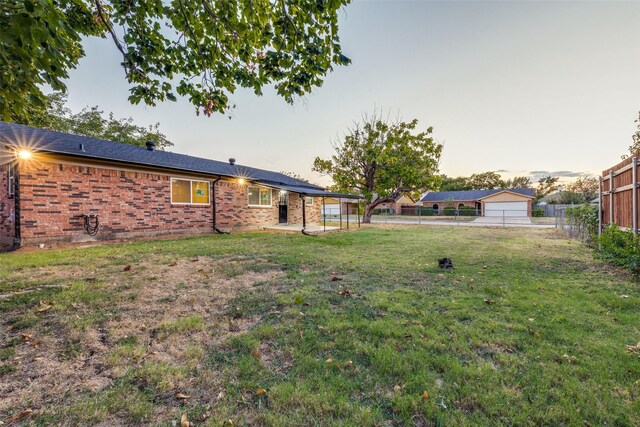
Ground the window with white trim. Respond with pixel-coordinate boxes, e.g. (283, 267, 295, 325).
(7, 166, 15, 198)
(170, 178, 210, 204)
(305, 196, 313, 206)
(247, 185, 272, 206)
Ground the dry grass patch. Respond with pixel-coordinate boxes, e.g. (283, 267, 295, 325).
(0, 253, 284, 423)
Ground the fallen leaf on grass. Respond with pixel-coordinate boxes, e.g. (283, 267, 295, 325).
(180, 412, 190, 427)
(393, 385, 402, 392)
(330, 276, 343, 282)
(256, 388, 266, 395)
(21, 333, 32, 341)
(626, 342, 640, 354)
(169, 262, 178, 267)
(343, 360, 353, 367)
(175, 392, 190, 402)
(9, 408, 33, 423)
(37, 301, 52, 312)
(123, 265, 132, 272)
(325, 358, 334, 363)
(421, 390, 430, 400)
(251, 349, 262, 360)
(223, 420, 234, 426)
(337, 289, 351, 296)
(527, 326, 541, 338)
(483, 299, 495, 305)
(216, 390, 226, 400)
(562, 354, 577, 364)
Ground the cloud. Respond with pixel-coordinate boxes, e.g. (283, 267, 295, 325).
(526, 170, 596, 180)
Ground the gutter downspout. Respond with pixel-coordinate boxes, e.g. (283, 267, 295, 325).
(301, 194, 313, 236)
(13, 161, 21, 249)
(211, 178, 229, 234)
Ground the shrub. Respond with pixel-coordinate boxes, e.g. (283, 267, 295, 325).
(599, 224, 640, 273)
(458, 206, 477, 216)
(565, 205, 599, 245)
(532, 208, 544, 217)
(443, 207, 456, 216)
(416, 207, 435, 216)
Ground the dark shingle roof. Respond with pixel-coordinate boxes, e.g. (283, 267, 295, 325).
(420, 188, 535, 202)
(0, 121, 330, 192)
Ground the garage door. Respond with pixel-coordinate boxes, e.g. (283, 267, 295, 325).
(484, 201, 528, 217)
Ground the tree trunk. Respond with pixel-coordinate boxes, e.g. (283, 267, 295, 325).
(362, 204, 374, 223)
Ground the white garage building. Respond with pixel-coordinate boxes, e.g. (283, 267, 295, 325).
(421, 189, 536, 217)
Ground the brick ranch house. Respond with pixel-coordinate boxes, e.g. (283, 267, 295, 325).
(0, 122, 357, 248)
(420, 189, 536, 217)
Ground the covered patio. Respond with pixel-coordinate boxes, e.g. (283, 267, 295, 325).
(263, 183, 361, 235)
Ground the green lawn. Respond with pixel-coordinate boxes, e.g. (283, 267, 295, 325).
(0, 226, 638, 426)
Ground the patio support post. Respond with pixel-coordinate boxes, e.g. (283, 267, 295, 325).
(357, 198, 361, 228)
(633, 158, 638, 235)
(346, 201, 349, 229)
(339, 198, 343, 230)
(322, 197, 326, 231)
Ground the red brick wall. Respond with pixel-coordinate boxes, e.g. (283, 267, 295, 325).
(289, 194, 322, 224)
(15, 160, 325, 244)
(215, 181, 322, 229)
(18, 162, 213, 242)
(215, 180, 279, 229)
(0, 163, 15, 242)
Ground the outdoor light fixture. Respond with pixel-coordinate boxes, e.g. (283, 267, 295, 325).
(237, 178, 246, 185)
(17, 149, 32, 160)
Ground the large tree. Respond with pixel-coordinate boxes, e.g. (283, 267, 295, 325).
(0, 0, 351, 124)
(35, 93, 173, 149)
(536, 175, 559, 201)
(502, 175, 533, 189)
(439, 175, 471, 191)
(313, 114, 442, 223)
(565, 176, 598, 203)
(466, 171, 503, 190)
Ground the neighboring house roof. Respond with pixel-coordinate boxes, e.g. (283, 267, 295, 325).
(421, 188, 535, 202)
(393, 194, 415, 203)
(0, 121, 359, 198)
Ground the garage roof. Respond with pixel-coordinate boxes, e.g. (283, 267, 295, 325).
(421, 188, 535, 202)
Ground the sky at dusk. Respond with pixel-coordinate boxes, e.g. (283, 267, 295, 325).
(61, 0, 640, 187)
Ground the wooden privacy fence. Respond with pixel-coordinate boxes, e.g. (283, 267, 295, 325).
(601, 154, 640, 234)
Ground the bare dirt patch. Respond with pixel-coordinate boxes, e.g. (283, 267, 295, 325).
(0, 256, 284, 421)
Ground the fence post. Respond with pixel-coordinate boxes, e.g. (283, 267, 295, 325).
(633, 158, 638, 235)
(609, 170, 614, 226)
(598, 176, 602, 241)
